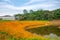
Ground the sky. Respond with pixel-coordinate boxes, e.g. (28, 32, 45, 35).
(0, 0, 60, 16)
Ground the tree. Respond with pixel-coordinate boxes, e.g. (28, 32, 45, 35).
(14, 8, 60, 20)
(54, 8, 60, 19)
(23, 9, 28, 14)
(29, 10, 34, 13)
(14, 14, 23, 20)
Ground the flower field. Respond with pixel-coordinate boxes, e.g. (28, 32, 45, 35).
(0, 20, 51, 38)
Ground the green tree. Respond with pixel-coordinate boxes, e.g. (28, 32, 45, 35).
(23, 9, 28, 14)
(29, 10, 34, 13)
(54, 8, 60, 19)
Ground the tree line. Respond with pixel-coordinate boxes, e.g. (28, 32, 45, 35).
(15, 8, 60, 20)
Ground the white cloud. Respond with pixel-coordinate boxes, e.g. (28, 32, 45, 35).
(0, 0, 60, 16)
(4, 0, 10, 1)
(25, 0, 45, 5)
(0, 3, 56, 16)
(0, 2, 55, 11)
(24, 0, 59, 5)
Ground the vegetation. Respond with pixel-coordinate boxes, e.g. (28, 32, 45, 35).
(0, 8, 60, 40)
(0, 21, 51, 38)
(0, 31, 60, 40)
(0, 20, 11, 22)
(26, 25, 60, 36)
(15, 8, 60, 20)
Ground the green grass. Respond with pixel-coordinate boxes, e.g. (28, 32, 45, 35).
(0, 20, 13, 22)
(26, 25, 60, 36)
(0, 31, 60, 40)
(0, 20, 48, 22)
(0, 31, 46, 40)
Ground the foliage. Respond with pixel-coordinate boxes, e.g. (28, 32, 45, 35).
(0, 20, 11, 22)
(0, 31, 60, 40)
(26, 25, 60, 36)
(14, 8, 60, 20)
(0, 21, 50, 38)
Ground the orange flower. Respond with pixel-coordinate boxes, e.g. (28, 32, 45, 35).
(0, 21, 51, 38)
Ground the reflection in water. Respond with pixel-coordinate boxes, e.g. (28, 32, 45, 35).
(44, 33, 58, 37)
(44, 33, 60, 40)
(26, 25, 60, 36)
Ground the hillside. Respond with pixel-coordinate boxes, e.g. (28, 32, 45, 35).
(0, 21, 51, 38)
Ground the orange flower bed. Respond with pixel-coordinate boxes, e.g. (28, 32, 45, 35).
(0, 21, 51, 38)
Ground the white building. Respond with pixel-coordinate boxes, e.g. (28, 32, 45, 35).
(0, 15, 15, 20)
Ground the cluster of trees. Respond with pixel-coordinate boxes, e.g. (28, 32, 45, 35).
(15, 8, 60, 20)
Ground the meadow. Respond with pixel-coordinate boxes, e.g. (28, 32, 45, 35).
(0, 20, 60, 40)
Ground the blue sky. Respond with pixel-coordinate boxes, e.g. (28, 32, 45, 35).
(0, 0, 60, 16)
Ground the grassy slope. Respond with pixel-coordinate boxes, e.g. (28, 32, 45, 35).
(0, 20, 51, 38)
(0, 20, 60, 40)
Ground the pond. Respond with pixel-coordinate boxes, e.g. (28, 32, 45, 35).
(26, 25, 60, 36)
